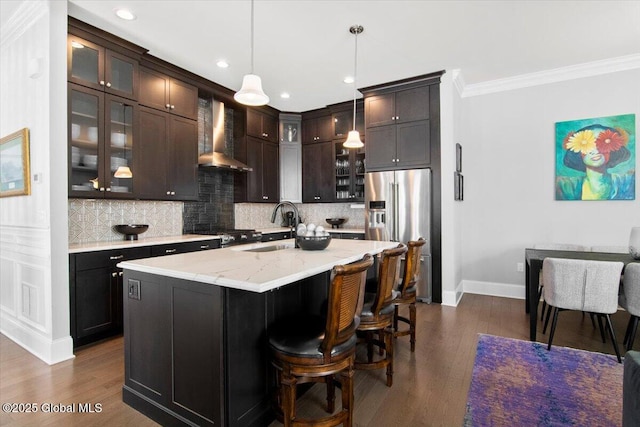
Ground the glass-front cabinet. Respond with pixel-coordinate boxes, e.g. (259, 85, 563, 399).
(334, 141, 365, 201)
(69, 84, 136, 198)
(68, 35, 139, 100)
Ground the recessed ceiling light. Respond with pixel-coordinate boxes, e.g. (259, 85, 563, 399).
(343, 76, 354, 84)
(280, 93, 290, 99)
(115, 8, 136, 20)
(216, 60, 229, 68)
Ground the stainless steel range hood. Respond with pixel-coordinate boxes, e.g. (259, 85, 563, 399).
(198, 100, 252, 172)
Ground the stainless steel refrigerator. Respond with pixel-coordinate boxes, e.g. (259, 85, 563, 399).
(364, 168, 432, 302)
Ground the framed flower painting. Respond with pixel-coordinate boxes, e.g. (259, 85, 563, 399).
(555, 114, 635, 200)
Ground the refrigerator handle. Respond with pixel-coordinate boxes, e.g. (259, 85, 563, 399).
(393, 183, 398, 241)
(389, 181, 395, 241)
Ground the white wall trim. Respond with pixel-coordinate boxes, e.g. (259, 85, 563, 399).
(462, 280, 525, 300)
(441, 281, 464, 307)
(454, 54, 640, 98)
(1, 312, 74, 365)
(0, 0, 47, 48)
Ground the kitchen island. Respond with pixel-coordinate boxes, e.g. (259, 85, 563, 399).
(118, 238, 396, 427)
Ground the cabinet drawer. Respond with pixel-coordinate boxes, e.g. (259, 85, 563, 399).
(151, 240, 220, 257)
(74, 246, 151, 271)
(261, 232, 291, 242)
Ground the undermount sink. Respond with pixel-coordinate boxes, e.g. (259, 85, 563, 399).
(240, 243, 294, 253)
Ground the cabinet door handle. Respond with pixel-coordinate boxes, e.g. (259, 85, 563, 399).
(110, 255, 124, 260)
(100, 80, 105, 86)
(119, 271, 123, 276)
(170, 105, 175, 110)
(112, 272, 118, 277)
(396, 116, 399, 120)
(100, 187, 106, 191)
(165, 249, 177, 254)
(171, 191, 175, 195)
(106, 82, 112, 88)
(200, 245, 210, 249)
(106, 187, 112, 192)
(166, 104, 171, 109)
(166, 191, 171, 195)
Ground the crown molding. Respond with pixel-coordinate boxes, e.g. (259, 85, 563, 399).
(1, 0, 48, 48)
(455, 54, 640, 98)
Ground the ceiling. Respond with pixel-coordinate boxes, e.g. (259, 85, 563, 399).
(8, 1, 640, 111)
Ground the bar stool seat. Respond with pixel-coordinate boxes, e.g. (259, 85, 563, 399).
(269, 254, 374, 427)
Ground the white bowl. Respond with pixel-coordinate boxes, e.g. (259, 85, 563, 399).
(111, 132, 126, 147)
(82, 154, 98, 168)
(71, 124, 80, 139)
(87, 127, 98, 142)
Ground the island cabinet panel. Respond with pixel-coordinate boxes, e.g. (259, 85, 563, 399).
(122, 270, 332, 427)
(123, 272, 224, 427)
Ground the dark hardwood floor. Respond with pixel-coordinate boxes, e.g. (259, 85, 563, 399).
(1, 294, 634, 427)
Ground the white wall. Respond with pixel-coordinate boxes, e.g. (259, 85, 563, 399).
(0, 0, 73, 364)
(457, 68, 640, 299)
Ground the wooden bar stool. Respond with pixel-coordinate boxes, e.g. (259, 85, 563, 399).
(268, 254, 374, 427)
(393, 238, 426, 352)
(355, 244, 407, 387)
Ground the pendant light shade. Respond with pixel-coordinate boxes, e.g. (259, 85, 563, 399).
(114, 166, 133, 178)
(343, 25, 364, 149)
(234, 0, 269, 106)
(235, 74, 269, 106)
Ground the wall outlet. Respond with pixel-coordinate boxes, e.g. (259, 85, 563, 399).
(516, 262, 524, 272)
(128, 279, 141, 300)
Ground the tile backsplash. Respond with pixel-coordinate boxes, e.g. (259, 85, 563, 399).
(235, 203, 364, 230)
(68, 199, 183, 243)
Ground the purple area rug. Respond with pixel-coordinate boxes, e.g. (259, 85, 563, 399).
(465, 334, 623, 426)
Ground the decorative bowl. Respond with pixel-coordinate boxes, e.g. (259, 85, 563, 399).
(326, 218, 347, 229)
(114, 224, 149, 241)
(296, 234, 332, 251)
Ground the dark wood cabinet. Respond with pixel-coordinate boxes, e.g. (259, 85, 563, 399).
(68, 84, 138, 198)
(328, 232, 365, 240)
(364, 84, 431, 171)
(334, 142, 365, 201)
(67, 34, 140, 101)
(302, 141, 334, 202)
(302, 111, 333, 143)
(137, 106, 198, 201)
(70, 246, 151, 347)
(365, 120, 431, 170)
(247, 109, 278, 143)
(139, 67, 198, 120)
(237, 136, 279, 203)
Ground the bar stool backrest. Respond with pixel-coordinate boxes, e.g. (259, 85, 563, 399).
(399, 238, 427, 295)
(321, 253, 374, 361)
(370, 244, 407, 318)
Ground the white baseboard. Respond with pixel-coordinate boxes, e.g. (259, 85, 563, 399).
(462, 280, 525, 300)
(1, 313, 74, 365)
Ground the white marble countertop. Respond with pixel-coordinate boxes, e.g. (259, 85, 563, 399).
(118, 238, 396, 293)
(69, 234, 221, 254)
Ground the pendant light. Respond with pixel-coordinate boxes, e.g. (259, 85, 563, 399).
(234, 0, 269, 106)
(343, 25, 364, 149)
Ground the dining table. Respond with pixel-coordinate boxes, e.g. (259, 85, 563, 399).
(525, 248, 636, 341)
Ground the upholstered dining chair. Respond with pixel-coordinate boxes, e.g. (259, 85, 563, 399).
(534, 243, 590, 321)
(620, 263, 640, 351)
(542, 257, 624, 363)
(392, 237, 427, 352)
(268, 253, 374, 427)
(355, 244, 407, 387)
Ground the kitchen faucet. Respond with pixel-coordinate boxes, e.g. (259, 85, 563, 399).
(271, 201, 299, 246)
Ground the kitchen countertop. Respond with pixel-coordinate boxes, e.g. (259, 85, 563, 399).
(118, 238, 396, 293)
(69, 234, 220, 254)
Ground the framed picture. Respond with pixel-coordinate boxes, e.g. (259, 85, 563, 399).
(456, 143, 462, 172)
(454, 171, 464, 201)
(1, 128, 31, 197)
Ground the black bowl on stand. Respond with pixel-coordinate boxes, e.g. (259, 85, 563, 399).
(326, 218, 347, 229)
(296, 235, 332, 251)
(114, 224, 149, 241)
